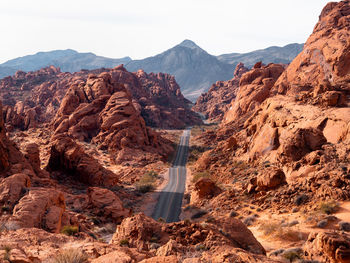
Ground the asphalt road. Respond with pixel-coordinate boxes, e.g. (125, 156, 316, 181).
(152, 128, 191, 223)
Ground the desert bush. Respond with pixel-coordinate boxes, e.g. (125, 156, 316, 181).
(192, 171, 210, 183)
(136, 171, 158, 193)
(61, 225, 79, 236)
(136, 183, 154, 193)
(157, 217, 165, 223)
(2, 245, 11, 261)
(51, 248, 88, 263)
(119, 239, 129, 247)
(188, 145, 207, 163)
(259, 222, 304, 242)
(319, 200, 339, 214)
(283, 251, 302, 262)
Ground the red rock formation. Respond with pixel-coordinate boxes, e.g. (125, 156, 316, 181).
(10, 188, 65, 233)
(47, 135, 119, 185)
(191, 178, 222, 202)
(87, 187, 130, 223)
(272, 0, 350, 105)
(223, 63, 285, 124)
(0, 173, 30, 209)
(111, 213, 275, 262)
(192, 1, 350, 211)
(304, 231, 350, 263)
(51, 70, 173, 164)
(0, 65, 201, 130)
(193, 63, 249, 121)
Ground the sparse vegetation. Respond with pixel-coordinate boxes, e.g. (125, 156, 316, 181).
(188, 145, 207, 163)
(135, 170, 158, 193)
(2, 245, 11, 261)
(50, 248, 88, 263)
(319, 200, 339, 214)
(61, 225, 79, 236)
(192, 171, 210, 183)
(282, 249, 303, 262)
(157, 217, 165, 223)
(258, 221, 305, 242)
(119, 239, 129, 247)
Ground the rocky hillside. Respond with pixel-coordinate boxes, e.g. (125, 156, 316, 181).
(190, 1, 350, 262)
(0, 65, 201, 131)
(193, 62, 249, 122)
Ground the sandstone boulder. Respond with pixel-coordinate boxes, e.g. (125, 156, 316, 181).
(192, 178, 221, 200)
(87, 187, 130, 223)
(304, 231, 350, 263)
(0, 173, 30, 209)
(111, 213, 164, 250)
(224, 63, 285, 124)
(11, 188, 65, 233)
(47, 135, 119, 186)
(257, 168, 286, 191)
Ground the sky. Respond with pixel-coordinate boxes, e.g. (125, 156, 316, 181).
(0, 0, 331, 63)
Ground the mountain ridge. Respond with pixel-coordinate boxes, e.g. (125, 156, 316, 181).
(0, 41, 303, 100)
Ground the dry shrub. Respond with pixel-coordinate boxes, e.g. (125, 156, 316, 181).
(51, 249, 88, 263)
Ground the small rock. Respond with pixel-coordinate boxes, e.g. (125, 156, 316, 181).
(229, 211, 238, 217)
(289, 220, 299, 227)
(317, 219, 328, 228)
(292, 207, 299, 213)
(339, 221, 350, 232)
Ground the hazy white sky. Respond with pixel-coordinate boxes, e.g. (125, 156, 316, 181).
(0, 0, 331, 63)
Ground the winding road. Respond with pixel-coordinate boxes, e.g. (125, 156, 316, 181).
(152, 128, 191, 223)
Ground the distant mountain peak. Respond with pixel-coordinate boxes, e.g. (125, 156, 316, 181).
(178, 39, 201, 50)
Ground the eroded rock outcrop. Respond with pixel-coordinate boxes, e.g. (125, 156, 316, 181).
(0, 65, 201, 130)
(193, 63, 249, 121)
(272, 1, 350, 105)
(304, 231, 350, 263)
(111, 213, 269, 261)
(47, 135, 119, 186)
(87, 187, 130, 223)
(192, 0, 350, 211)
(52, 70, 173, 164)
(10, 188, 65, 233)
(224, 63, 285, 124)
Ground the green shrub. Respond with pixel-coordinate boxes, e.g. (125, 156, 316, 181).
(319, 200, 339, 214)
(157, 217, 165, 223)
(2, 245, 11, 261)
(119, 239, 129, 247)
(136, 183, 154, 193)
(192, 171, 210, 183)
(51, 248, 87, 263)
(135, 171, 158, 193)
(283, 251, 302, 262)
(61, 225, 79, 236)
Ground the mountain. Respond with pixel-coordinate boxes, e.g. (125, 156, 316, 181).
(216, 43, 303, 68)
(0, 49, 131, 78)
(0, 41, 303, 101)
(125, 40, 233, 101)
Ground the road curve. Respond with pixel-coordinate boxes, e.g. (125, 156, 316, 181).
(152, 128, 191, 223)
